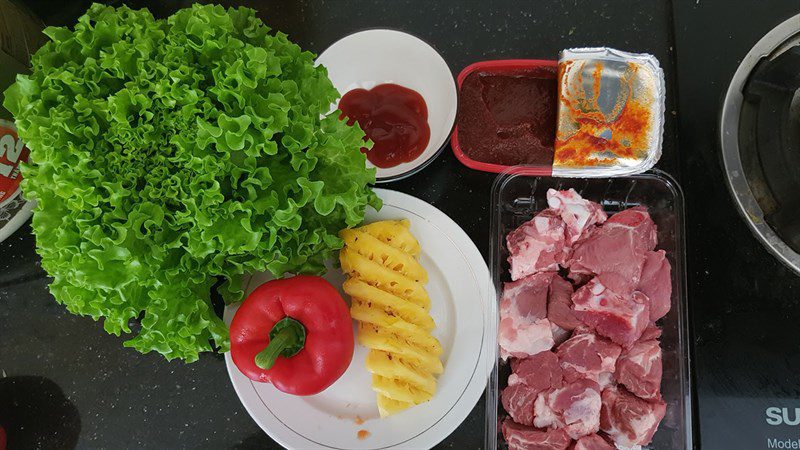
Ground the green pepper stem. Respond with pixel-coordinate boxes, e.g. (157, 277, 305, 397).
(255, 327, 294, 369)
(254, 317, 306, 370)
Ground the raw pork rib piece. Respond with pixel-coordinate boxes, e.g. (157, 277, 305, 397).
(572, 278, 650, 347)
(637, 250, 672, 322)
(503, 352, 563, 425)
(574, 434, 615, 450)
(500, 273, 556, 359)
(507, 210, 566, 280)
(600, 386, 666, 447)
(616, 340, 662, 400)
(567, 207, 657, 296)
(556, 332, 622, 389)
(548, 275, 580, 330)
(546, 188, 607, 244)
(534, 378, 602, 439)
(502, 419, 572, 450)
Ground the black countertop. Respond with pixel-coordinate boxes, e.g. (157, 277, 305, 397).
(672, 1, 800, 449)
(0, 0, 798, 448)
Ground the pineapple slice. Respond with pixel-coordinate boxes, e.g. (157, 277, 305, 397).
(357, 324, 444, 374)
(377, 394, 412, 418)
(350, 298, 434, 331)
(372, 374, 434, 404)
(358, 219, 421, 256)
(359, 322, 443, 356)
(365, 350, 437, 395)
(345, 280, 434, 330)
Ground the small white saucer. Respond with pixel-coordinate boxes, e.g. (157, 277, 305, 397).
(316, 29, 457, 183)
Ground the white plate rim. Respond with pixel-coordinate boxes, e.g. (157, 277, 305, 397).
(224, 188, 492, 449)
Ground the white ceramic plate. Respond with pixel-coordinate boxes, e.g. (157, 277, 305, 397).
(225, 188, 492, 449)
(316, 30, 457, 183)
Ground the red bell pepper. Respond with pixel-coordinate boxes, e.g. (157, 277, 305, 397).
(230, 275, 354, 396)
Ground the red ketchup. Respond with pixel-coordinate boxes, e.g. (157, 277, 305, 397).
(338, 84, 430, 168)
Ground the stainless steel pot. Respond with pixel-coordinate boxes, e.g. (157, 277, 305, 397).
(720, 13, 800, 275)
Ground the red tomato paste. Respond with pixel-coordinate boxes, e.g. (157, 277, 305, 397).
(456, 67, 557, 166)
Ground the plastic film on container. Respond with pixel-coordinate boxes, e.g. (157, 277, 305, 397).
(553, 47, 666, 177)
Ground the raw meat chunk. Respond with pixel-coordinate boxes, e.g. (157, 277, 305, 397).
(546, 188, 607, 244)
(507, 210, 566, 280)
(572, 279, 650, 347)
(502, 419, 572, 450)
(637, 250, 672, 322)
(504, 273, 552, 320)
(548, 275, 580, 330)
(500, 273, 556, 359)
(499, 317, 554, 360)
(504, 351, 563, 426)
(603, 206, 657, 252)
(639, 323, 662, 341)
(534, 378, 602, 439)
(600, 386, 666, 447)
(616, 340, 662, 400)
(509, 351, 563, 391)
(557, 332, 622, 388)
(566, 207, 657, 296)
(502, 384, 539, 426)
(509, 352, 562, 389)
(574, 434, 615, 450)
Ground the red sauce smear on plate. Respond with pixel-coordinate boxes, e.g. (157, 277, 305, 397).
(456, 67, 557, 166)
(339, 84, 430, 169)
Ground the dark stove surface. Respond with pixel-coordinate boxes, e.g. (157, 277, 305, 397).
(674, 1, 800, 448)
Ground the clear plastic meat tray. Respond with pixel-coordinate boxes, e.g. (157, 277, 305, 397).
(486, 168, 692, 449)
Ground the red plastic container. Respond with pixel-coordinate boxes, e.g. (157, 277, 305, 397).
(450, 59, 557, 175)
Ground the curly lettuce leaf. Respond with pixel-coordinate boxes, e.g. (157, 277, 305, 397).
(4, 3, 378, 362)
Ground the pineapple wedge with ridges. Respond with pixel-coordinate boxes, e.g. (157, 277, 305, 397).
(339, 219, 442, 417)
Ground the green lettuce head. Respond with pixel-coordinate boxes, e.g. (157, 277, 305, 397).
(4, 3, 379, 362)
